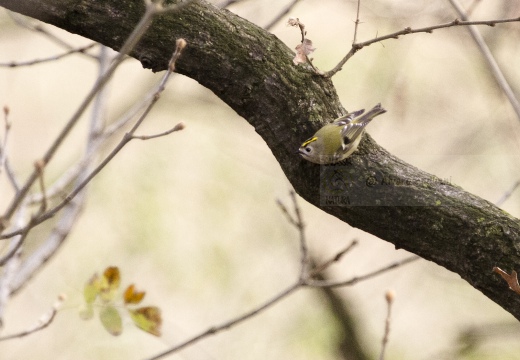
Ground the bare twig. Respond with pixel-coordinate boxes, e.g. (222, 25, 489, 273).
(131, 122, 185, 140)
(379, 290, 395, 360)
(146, 194, 418, 360)
(324, 15, 520, 77)
(448, 0, 520, 122)
(0, 294, 65, 341)
(0, 1, 190, 234)
(3, 158, 20, 193)
(264, 0, 301, 31)
(306, 256, 420, 288)
(352, 0, 362, 44)
(496, 180, 520, 207)
(275, 198, 298, 226)
(218, 0, 249, 9)
(0, 106, 11, 176)
(34, 161, 47, 214)
(7, 12, 97, 59)
(0, 41, 186, 242)
(26, 162, 82, 205)
(0, 106, 20, 193)
(0, 43, 97, 67)
(8, 187, 88, 295)
(6, 47, 112, 295)
(0, 208, 25, 324)
(0, 216, 33, 267)
(288, 191, 309, 279)
(288, 18, 322, 75)
(0, 39, 187, 242)
(147, 281, 301, 360)
(310, 239, 359, 276)
(146, 255, 415, 359)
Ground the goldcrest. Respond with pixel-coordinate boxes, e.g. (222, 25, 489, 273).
(299, 103, 386, 164)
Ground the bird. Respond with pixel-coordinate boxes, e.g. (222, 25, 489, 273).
(298, 103, 386, 164)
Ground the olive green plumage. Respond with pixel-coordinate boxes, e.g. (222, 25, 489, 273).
(299, 103, 386, 164)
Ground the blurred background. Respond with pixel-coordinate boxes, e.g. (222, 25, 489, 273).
(1, 0, 520, 359)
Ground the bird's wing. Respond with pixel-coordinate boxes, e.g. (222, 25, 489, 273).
(340, 122, 366, 147)
(331, 109, 365, 126)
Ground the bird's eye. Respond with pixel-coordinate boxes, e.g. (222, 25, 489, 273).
(305, 147, 312, 153)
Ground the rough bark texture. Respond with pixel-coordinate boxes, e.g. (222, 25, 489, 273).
(1, 0, 520, 319)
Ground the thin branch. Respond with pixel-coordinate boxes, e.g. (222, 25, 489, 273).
(37, 39, 186, 217)
(0, 42, 186, 242)
(146, 255, 416, 360)
(352, 0, 362, 44)
(275, 198, 298, 227)
(3, 158, 20, 193)
(99, 72, 170, 139)
(496, 180, 520, 207)
(0, 43, 97, 67)
(0, 294, 65, 341)
(288, 191, 309, 279)
(324, 15, 520, 77)
(6, 47, 112, 295)
(26, 162, 82, 205)
(131, 122, 185, 140)
(0, 208, 25, 324)
(0, 1, 190, 235)
(0, 106, 21, 193)
(0, 106, 11, 177)
(146, 194, 418, 359)
(309, 239, 359, 276)
(7, 12, 97, 59)
(8, 187, 88, 295)
(34, 161, 47, 214)
(147, 281, 300, 360)
(379, 290, 395, 360)
(448, 0, 520, 122)
(0, 40, 187, 242)
(305, 256, 420, 288)
(218, 0, 249, 9)
(0, 216, 33, 267)
(264, 0, 301, 31)
(288, 19, 323, 78)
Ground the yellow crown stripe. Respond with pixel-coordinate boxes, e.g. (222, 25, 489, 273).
(301, 136, 318, 147)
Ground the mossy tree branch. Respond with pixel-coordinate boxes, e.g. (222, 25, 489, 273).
(1, 0, 520, 320)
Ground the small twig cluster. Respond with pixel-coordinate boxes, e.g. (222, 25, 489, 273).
(146, 191, 419, 359)
(0, 0, 190, 327)
(0, 43, 97, 67)
(0, 294, 65, 341)
(287, 0, 520, 83)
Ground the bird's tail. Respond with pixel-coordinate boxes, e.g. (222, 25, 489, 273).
(341, 103, 386, 142)
(354, 103, 386, 126)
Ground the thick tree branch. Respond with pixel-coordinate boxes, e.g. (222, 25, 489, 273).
(1, 0, 519, 321)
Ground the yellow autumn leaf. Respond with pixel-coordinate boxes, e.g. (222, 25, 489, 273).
(124, 284, 145, 305)
(99, 266, 121, 302)
(99, 305, 123, 336)
(129, 306, 162, 337)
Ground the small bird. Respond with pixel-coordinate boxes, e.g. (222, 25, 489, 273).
(298, 103, 386, 164)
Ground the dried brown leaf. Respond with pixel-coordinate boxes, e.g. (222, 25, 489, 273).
(493, 267, 520, 295)
(293, 39, 315, 65)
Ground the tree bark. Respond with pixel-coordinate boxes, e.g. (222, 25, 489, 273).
(1, 0, 520, 320)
